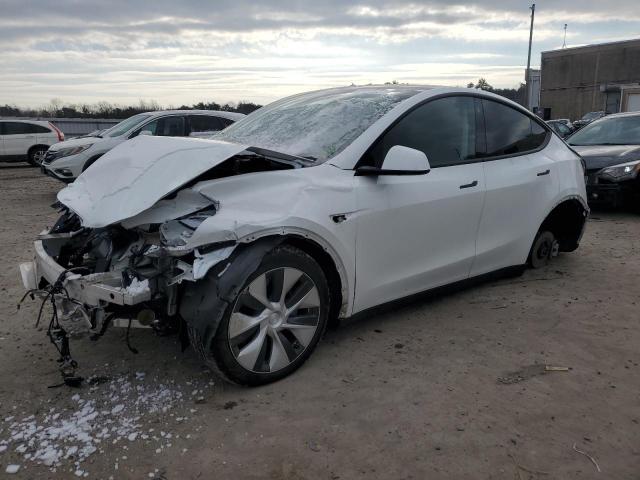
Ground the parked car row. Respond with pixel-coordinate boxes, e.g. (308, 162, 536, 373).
(0, 120, 64, 166)
(547, 119, 574, 138)
(0, 110, 244, 178)
(40, 110, 245, 181)
(545, 111, 609, 139)
(19, 86, 589, 386)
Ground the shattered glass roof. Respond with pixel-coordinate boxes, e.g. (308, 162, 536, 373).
(215, 86, 429, 162)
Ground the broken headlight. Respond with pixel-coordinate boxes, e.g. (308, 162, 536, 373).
(160, 208, 216, 247)
(599, 160, 640, 182)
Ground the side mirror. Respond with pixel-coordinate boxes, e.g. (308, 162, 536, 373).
(355, 145, 431, 176)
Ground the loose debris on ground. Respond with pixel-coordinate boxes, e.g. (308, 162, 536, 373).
(0, 372, 213, 476)
(497, 364, 571, 385)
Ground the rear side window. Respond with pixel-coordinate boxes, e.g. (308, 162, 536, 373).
(189, 115, 224, 133)
(1, 122, 49, 134)
(30, 124, 51, 133)
(482, 100, 547, 157)
(366, 96, 480, 168)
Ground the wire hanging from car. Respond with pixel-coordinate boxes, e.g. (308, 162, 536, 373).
(17, 270, 84, 387)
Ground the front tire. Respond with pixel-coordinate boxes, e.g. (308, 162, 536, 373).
(193, 245, 329, 386)
(27, 146, 48, 167)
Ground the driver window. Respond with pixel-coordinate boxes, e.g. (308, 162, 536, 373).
(141, 120, 158, 135)
(365, 96, 479, 168)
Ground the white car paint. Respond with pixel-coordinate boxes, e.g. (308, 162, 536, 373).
(354, 161, 486, 311)
(21, 86, 588, 383)
(0, 119, 62, 163)
(42, 110, 244, 181)
(53, 86, 588, 318)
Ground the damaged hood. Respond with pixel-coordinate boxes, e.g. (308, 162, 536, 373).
(57, 136, 247, 227)
(572, 145, 640, 170)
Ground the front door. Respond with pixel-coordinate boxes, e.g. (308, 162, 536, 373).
(353, 96, 486, 313)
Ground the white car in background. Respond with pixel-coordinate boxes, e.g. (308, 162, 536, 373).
(41, 110, 245, 182)
(21, 86, 588, 386)
(0, 119, 65, 166)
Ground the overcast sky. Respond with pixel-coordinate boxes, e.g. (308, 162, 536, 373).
(1, 0, 639, 108)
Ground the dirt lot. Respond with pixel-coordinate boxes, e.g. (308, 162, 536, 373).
(0, 164, 638, 479)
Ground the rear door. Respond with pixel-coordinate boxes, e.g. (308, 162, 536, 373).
(471, 98, 557, 275)
(353, 95, 486, 312)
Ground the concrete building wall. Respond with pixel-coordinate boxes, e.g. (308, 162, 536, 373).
(540, 38, 640, 120)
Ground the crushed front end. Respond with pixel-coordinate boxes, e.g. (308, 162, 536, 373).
(17, 140, 306, 384)
(18, 204, 235, 384)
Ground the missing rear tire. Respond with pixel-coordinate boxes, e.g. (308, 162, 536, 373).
(529, 231, 555, 269)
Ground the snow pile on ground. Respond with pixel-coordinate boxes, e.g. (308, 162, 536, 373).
(0, 373, 213, 475)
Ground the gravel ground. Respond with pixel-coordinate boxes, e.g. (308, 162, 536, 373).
(0, 164, 639, 479)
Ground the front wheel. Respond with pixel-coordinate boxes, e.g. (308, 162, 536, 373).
(193, 245, 329, 386)
(27, 146, 48, 167)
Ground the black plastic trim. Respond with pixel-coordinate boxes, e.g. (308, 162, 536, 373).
(354, 165, 430, 176)
(349, 264, 527, 323)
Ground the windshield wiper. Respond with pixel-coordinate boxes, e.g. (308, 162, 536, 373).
(569, 142, 636, 146)
(247, 147, 314, 167)
(590, 142, 637, 146)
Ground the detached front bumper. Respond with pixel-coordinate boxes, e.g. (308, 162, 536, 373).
(20, 238, 152, 335)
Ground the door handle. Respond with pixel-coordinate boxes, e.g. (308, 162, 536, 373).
(537, 169, 550, 176)
(459, 180, 478, 189)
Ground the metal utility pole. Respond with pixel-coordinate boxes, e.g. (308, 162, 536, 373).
(563, 24, 568, 48)
(525, 3, 536, 110)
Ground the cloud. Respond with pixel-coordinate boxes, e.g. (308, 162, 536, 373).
(0, 1, 638, 106)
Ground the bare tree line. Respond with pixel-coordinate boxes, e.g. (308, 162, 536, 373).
(0, 98, 262, 119)
(1, 80, 524, 120)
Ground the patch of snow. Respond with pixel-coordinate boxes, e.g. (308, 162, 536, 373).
(5, 464, 20, 474)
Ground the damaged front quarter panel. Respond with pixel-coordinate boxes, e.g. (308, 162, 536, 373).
(179, 237, 283, 351)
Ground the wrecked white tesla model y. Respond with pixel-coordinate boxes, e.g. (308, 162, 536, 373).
(19, 86, 589, 385)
